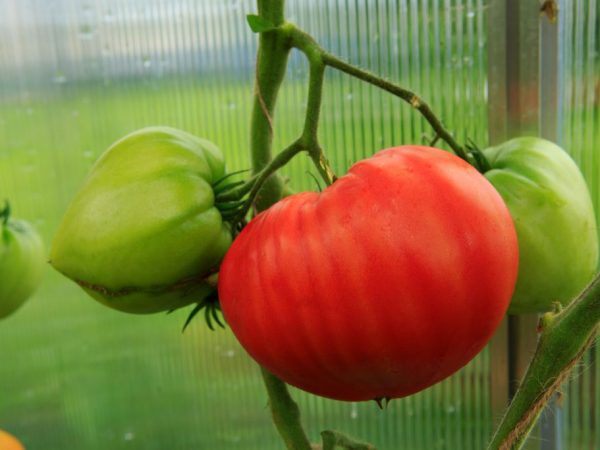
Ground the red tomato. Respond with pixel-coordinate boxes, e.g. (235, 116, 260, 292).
(219, 146, 518, 402)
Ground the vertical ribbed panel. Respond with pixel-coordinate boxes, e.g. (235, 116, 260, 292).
(0, 1, 517, 449)
(561, 1, 599, 449)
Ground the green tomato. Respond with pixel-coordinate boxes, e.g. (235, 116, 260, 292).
(483, 137, 598, 314)
(0, 205, 45, 319)
(50, 127, 232, 314)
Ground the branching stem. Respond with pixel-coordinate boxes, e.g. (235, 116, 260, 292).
(487, 272, 600, 449)
(249, 2, 312, 450)
(281, 23, 469, 162)
(225, 19, 471, 216)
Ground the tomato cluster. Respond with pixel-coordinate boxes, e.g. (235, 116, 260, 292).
(51, 129, 597, 402)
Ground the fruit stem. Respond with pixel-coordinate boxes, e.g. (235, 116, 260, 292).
(487, 272, 600, 449)
(300, 50, 336, 186)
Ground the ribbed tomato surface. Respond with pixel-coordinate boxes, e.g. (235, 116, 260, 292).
(219, 146, 518, 402)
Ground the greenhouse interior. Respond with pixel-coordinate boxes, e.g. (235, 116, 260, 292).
(1, 0, 599, 449)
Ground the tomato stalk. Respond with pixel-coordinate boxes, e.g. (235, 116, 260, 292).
(249, 0, 290, 212)
(279, 23, 474, 167)
(249, 2, 312, 450)
(217, 30, 336, 225)
(487, 272, 600, 450)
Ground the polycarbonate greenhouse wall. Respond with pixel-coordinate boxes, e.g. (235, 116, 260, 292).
(0, 1, 598, 449)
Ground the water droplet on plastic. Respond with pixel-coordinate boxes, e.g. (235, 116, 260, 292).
(53, 73, 67, 84)
(71, 110, 80, 117)
(83, 149, 94, 159)
(346, 92, 353, 101)
(467, 10, 476, 19)
(123, 431, 135, 441)
(350, 402, 358, 419)
(227, 101, 237, 110)
(104, 10, 115, 22)
(223, 349, 235, 358)
(446, 404, 456, 414)
(142, 56, 152, 68)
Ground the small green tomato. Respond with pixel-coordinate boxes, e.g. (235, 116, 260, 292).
(50, 127, 233, 314)
(0, 203, 45, 319)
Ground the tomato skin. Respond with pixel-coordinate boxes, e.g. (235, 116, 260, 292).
(219, 146, 518, 402)
(50, 127, 232, 314)
(483, 137, 598, 314)
(0, 217, 45, 319)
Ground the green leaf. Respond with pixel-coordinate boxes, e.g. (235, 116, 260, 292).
(246, 14, 276, 33)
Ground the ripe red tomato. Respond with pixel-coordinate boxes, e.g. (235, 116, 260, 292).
(219, 146, 518, 402)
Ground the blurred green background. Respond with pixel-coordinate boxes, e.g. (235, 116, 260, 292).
(0, 1, 598, 449)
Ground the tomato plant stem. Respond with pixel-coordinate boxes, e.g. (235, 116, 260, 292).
(280, 23, 470, 164)
(487, 272, 600, 450)
(250, 2, 312, 450)
(302, 55, 336, 186)
(261, 368, 313, 450)
(250, 0, 290, 211)
(231, 141, 304, 223)
(320, 52, 469, 161)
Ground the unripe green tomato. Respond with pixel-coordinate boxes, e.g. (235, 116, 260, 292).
(0, 211, 45, 319)
(483, 137, 598, 314)
(50, 127, 232, 314)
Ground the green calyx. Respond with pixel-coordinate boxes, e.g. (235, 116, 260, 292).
(50, 126, 233, 314)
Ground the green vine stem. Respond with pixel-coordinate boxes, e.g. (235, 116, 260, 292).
(250, 0, 289, 212)
(321, 52, 469, 161)
(487, 272, 600, 450)
(220, 18, 467, 216)
(280, 23, 470, 164)
(250, 1, 312, 450)
(261, 368, 313, 450)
